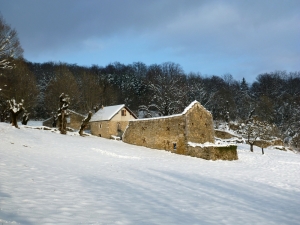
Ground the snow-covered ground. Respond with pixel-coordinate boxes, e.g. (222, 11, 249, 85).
(1, 122, 299, 225)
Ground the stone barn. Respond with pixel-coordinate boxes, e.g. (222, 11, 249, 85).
(43, 109, 86, 130)
(123, 101, 237, 160)
(90, 104, 137, 139)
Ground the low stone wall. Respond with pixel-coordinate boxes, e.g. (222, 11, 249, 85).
(43, 118, 53, 127)
(69, 113, 85, 130)
(186, 145, 238, 160)
(214, 130, 237, 139)
(253, 139, 283, 148)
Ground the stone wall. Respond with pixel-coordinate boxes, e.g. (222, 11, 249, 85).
(43, 117, 53, 127)
(123, 115, 186, 154)
(109, 121, 130, 138)
(185, 103, 215, 143)
(42, 112, 85, 130)
(214, 130, 237, 139)
(90, 121, 129, 139)
(68, 113, 85, 130)
(252, 139, 284, 148)
(186, 145, 238, 160)
(122, 101, 237, 160)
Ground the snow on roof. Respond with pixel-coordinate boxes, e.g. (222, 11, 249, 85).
(137, 100, 209, 121)
(182, 100, 197, 113)
(188, 141, 236, 148)
(68, 109, 85, 117)
(43, 109, 85, 122)
(90, 104, 125, 122)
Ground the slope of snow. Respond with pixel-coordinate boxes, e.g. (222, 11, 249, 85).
(0, 123, 299, 225)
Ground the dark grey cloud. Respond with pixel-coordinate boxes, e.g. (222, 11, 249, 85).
(1, 0, 205, 52)
(1, 0, 299, 81)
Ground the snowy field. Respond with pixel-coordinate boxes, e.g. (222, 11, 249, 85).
(0, 122, 300, 225)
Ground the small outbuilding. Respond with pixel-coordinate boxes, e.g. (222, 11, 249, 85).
(43, 109, 86, 130)
(89, 104, 137, 139)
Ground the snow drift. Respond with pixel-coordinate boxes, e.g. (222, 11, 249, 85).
(0, 122, 299, 224)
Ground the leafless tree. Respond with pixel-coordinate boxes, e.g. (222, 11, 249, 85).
(44, 64, 80, 116)
(21, 111, 30, 125)
(52, 113, 58, 127)
(79, 111, 92, 136)
(141, 62, 186, 117)
(7, 98, 24, 128)
(2, 60, 38, 111)
(0, 15, 23, 69)
(57, 93, 70, 134)
(79, 72, 102, 112)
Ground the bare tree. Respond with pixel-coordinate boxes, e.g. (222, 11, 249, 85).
(2, 59, 39, 112)
(44, 64, 80, 116)
(243, 116, 279, 153)
(79, 72, 102, 112)
(7, 98, 24, 128)
(79, 111, 92, 136)
(140, 62, 186, 117)
(57, 93, 70, 134)
(0, 83, 9, 122)
(21, 110, 29, 125)
(52, 113, 58, 127)
(0, 15, 23, 69)
(244, 118, 260, 152)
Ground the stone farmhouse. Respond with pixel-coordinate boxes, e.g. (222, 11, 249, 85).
(90, 104, 137, 139)
(43, 109, 86, 130)
(123, 101, 237, 160)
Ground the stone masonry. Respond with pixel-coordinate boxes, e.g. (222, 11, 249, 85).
(123, 101, 238, 160)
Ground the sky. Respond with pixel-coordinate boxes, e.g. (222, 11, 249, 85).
(1, 0, 299, 82)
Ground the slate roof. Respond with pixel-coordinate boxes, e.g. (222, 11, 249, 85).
(90, 104, 137, 122)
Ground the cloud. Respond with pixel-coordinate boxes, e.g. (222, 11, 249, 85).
(1, 0, 299, 81)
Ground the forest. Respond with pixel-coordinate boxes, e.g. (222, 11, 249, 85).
(0, 59, 299, 143)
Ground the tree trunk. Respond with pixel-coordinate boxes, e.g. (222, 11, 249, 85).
(7, 99, 24, 128)
(52, 114, 57, 127)
(250, 143, 254, 152)
(0, 111, 6, 122)
(58, 93, 69, 134)
(261, 147, 264, 155)
(10, 109, 23, 128)
(79, 111, 92, 136)
(22, 113, 29, 125)
(1, 114, 5, 122)
(60, 110, 67, 134)
(11, 112, 18, 128)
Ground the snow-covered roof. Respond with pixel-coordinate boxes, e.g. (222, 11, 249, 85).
(137, 100, 209, 121)
(68, 109, 85, 117)
(43, 109, 85, 122)
(90, 104, 133, 122)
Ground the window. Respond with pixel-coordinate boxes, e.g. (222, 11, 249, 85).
(173, 143, 177, 150)
(99, 123, 102, 128)
(121, 109, 126, 116)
